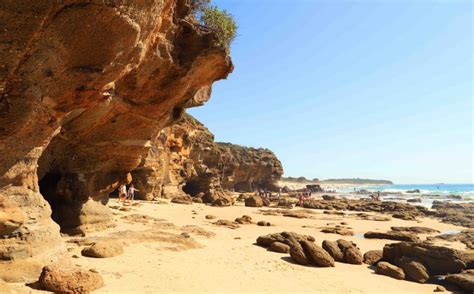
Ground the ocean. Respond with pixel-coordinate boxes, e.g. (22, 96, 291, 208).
(336, 183, 474, 208)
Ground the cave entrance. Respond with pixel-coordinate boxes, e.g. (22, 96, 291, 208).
(38, 171, 63, 227)
(182, 179, 202, 196)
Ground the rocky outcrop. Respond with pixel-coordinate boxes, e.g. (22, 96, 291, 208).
(363, 250, 383, 265)
(0, 0, 232, 281)
(382, 242, 471, 275)
(81, 240, 123, 258)
(375, 262, 405, 280)
(445, 270, 474, 292)
(132, 114, 283, 202)
(39, 265, 104, 293)
(364, 231, 421, 243)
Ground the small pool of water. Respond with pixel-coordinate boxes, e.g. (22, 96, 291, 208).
(355, 233, 365, 239)
(439, 229, 461, 236)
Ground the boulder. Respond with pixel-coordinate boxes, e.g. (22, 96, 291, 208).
(81, 240, 123, 258)
(213, 220, 240, 229)
(383, 242, 467, 275)
(321, 227, 354, 236)
(364, 231, 421, 243)
(171, 195, 193, 205)
(375, 262, 405, 280)
(290, 242, 309, 265)
(205, 215, 217, 220)
(322, 195, 336, 201)
(433, 285, 446, 292)
(268, 242, 290, 253)
(363, 250, 383, 265)
(445, 270, 474, 292)
(235, 215, 253, 224)
(256, 232, 314, 248)
(322, 240, 344, 262)
(257, 221, 271, 226)
(39, 266, 104, 293)
(397, 257, 429, 283)
(300, 240, 335, 267)
(213, 195, 234, 207)
(245, 196, 264, 207)
(390, 226, 439, 234)
(335, 239, 363, 264)
(343, 246, 363, 265)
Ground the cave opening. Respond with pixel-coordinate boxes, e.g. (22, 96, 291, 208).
(38, 171, 85, 234)
(182, 179, 202, 196)
(38, 171, 63, 227)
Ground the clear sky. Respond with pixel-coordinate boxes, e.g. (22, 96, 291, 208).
(188, 0, 473, 184)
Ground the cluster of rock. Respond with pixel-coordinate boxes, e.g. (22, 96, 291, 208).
(302, 198, 474, 227)
(256, 231, 474, 292)
(256, 232, 363, 267)
(374, 242, 474, 292)
(131, 114, 283, 204)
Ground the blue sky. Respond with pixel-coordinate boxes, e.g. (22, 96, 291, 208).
(189, 0, 473, 184)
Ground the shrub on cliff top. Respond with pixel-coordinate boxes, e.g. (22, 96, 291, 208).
(192, 1, 237, 52)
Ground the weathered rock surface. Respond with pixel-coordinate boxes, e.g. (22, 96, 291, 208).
(256, 232, 315, 248)
(132, 114, 283, 202)
(364, 231, 421, 243)
(397, 257, 429, 283)
(322, 240, 344, 262)
(245, 196, 266, 207)
(290, 242, 309, 265)
(235, 215, 252, 224)
(390, 226, 439, 234)
(363, 250, 383, 265)
(337, 239, 363, 264)
(81, 240, 123, 258)
(383, 242, 470, 275)
(376, 261, 406, 280)
(431, 230, 474, 249)
(0, 0, 232, 281)
(302, 198, 474, 228)
(269, 242, 290, 253)
(445, 270, 474, 292)
(171, 195, 193, 205)
(300, 240, 335, 267)
(321, 226, 354, 236)
(39, 265, 104, 293)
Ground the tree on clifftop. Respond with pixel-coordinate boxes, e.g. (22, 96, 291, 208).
(192, 0, 237, 52)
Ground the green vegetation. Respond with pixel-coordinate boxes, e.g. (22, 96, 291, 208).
(192, 0, 237, 51)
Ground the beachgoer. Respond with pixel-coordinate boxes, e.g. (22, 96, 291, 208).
(119, 184, 127, 203)
(298, 193, 304, 207)
(128, 184, 139, 202)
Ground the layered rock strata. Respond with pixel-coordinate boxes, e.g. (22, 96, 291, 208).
(131, 114, 283, 201)
(0, 0, 232, 281)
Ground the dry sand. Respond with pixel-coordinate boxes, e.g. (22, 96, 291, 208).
(12, 198, 468, 293)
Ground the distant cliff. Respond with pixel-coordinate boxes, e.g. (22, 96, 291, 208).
(132, 114, 284, 201)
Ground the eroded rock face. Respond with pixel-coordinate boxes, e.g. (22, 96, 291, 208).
(132, 114, 283, 201)
(0, 0, 232, 281)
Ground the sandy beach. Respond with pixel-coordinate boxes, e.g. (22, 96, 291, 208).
(10, 196, 468, 293)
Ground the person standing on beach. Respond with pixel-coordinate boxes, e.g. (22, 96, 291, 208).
(128, 184, 139, 202)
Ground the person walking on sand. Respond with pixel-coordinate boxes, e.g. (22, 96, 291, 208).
(128, 184, 139, 202)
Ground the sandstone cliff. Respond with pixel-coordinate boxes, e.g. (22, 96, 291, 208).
(132, 114, 284, 203)
(0, 0, 232, 281)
